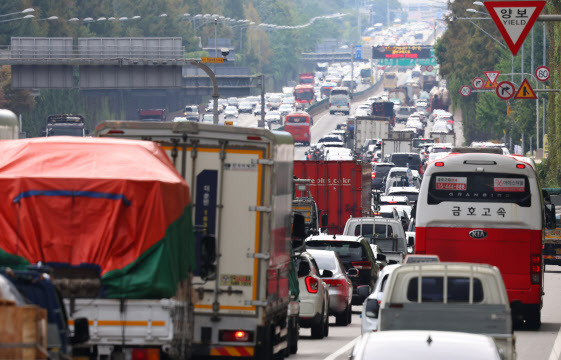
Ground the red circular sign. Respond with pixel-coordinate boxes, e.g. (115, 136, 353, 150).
(535, 65, 550, 81)
(496, 81, 515, 100)
(472, 77, 484, 90)
(460, 86, 471, 97)
(426, 65, 434, 72)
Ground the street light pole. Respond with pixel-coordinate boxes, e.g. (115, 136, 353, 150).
(190, 60, 220, 125)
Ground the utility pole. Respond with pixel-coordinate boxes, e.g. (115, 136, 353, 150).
(260, 74, 265, 128)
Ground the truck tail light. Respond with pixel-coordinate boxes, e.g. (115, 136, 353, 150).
(107, 130, 124, 134)
(372, 171, 376, 179)
(305, 276, 319, 293)
(132, 348, 160, 360)
(220, 330, 253, 342)
(351, 261, 372, 270)
(531, 254, 541, 285)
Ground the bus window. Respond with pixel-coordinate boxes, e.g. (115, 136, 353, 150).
(427, 172, 531, 207)
(285, 116, 309, 124)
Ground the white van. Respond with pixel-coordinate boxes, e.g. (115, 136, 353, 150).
(329, 87, 351, 115)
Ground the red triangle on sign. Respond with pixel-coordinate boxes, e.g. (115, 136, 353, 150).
(514, 78, 537, 99)
(483, 79, 498, 89)
(485, 1, 546, 56)
(484, 71, 500, 83)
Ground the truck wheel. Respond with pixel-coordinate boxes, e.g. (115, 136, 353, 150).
(289, 318, 298, 354)
(310, 314, 325, 339)
(526, 306, 541, 330)
(347, 305, 352, 325)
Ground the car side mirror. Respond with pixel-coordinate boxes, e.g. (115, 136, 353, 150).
(321, 269, 334, 278)
(200, 236, 217, 281)
(546, 204, 556, 230)
(70, 317, 90, 345)
(321, 214, 329, 228)
(365, 299, 380, 318)
(376, 253, 386, 261)
(347, 268, 359, 277)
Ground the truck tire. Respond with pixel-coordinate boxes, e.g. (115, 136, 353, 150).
(526, 306, 541, 330)
(347, 305, 352, 324)
(288, 317, 298, 355)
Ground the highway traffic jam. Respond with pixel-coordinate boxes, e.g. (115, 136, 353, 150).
(0, 15, 559, 360)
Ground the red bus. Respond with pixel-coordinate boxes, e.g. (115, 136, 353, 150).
(284, 112, 312, 146)
(294, 84, 315, 108)
(415, 152, 546, 328)
(299, 72, 315, 85)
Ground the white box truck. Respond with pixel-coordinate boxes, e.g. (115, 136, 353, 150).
(95, 121, 295, 359)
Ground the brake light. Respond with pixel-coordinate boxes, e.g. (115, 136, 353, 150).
(247, 136, 262, 141)
(372, 172, 377, 178)
(324, 279, 346, 289)
(531, 254, 541, 285)
(330, 103, 332, 107)
(305, 276, 319, 293)
(516, 164, 525, 169)
(107, 130, 124, 134)
(220, 330, 253, 342)
(132, 348, 160, 360)
(347, 103, 350, 107)
(351, 261, 372, 270)
(435, 162, 444, 167)
(388, 201, 398, 204)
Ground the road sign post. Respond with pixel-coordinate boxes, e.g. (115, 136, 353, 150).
(485, 1, 546, 55)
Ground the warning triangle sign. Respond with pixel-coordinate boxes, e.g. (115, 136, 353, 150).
(485, 1, 546, 56)
(514, 78, 537, 99)
(483, 79, 498, 89)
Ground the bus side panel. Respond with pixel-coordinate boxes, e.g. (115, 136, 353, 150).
(416, 226, 542, 305)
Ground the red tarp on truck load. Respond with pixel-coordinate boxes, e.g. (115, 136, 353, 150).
(294, 160, 372, 234)
(0, 137, 194, 299)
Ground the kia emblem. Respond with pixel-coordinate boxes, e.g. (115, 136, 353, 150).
(469, 229, 487, 239)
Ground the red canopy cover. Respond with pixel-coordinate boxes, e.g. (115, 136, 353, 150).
(0, 137, 194, 298)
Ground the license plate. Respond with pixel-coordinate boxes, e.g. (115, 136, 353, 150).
(556, 248, 561, 254)
(225, 121, 233, 126)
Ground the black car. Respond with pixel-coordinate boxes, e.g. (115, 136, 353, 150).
(305, 235, 381, 305)
(388, 153, 423, 174)
(372, 162, 395, 191)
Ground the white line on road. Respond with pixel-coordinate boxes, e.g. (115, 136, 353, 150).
(548, 326, 561, 360)
(323, 335, 361, 360)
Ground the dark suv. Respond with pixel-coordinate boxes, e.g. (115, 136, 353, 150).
(389, 152, 424, 174)
(372, 162, 395, 191)
(305, 235, 380, 305)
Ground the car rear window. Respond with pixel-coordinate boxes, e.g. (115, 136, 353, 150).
(406, 276, 484, 303)
(310, 252, 337, 270)
(306, 241, 365, 263)
(353, 224, 392, 237)
(374, 165, 393, 174)
(390, 154, 422, 167)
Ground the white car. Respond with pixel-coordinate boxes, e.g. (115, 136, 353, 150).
(279, 103, 294, 118)
(223, 105, 239, 118)
(361, 264, 401, 334)
(296, 251, 330, 339)
(386, 187, 420, 205)
(324, 147, 354, 161)
(265, 110, 283, 124)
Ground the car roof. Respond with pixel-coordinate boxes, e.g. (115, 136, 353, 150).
(306, 234, 364, 242)
(346, 217, 401, 224)
(380, 195, 410, 201)
(388, 187, 420, 193)
(355, 330, 500, 359)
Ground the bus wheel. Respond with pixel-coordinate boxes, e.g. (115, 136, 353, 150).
(525, 306, 541, 330)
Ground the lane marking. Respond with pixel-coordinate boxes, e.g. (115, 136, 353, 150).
(323, 335, 360, 360)
(548, 325, 561, 360)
